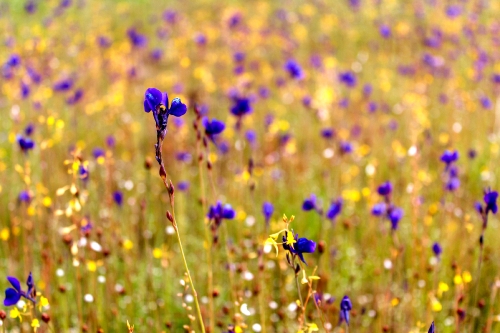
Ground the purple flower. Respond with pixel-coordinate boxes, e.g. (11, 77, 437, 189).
(6, 54, 20, 67)
(321, 128, 335, 139)
(446, 177, 460, 191)
(377, 181, 393, 197)
(480, 96, 492, 109)
(66, 89, 84, 105)
(389, 207, 404, 230)
(262, 202, 274, 224)
(340, 295, 352, 325)
(282, 231, 316, 264)
(93, 148, 105, 159)
(53, 78, 73, 92)
(144, 88, 187, 137)
(380, 24, 391, 38)
(207, 201, 235, 225)
(163, 10, 177, 24)
(79, 164, 89, 181)
(440, 150, 459, 168)
(230, 97, 252, 117)
(17, 135, 35, 153)
(432, 242, 442, 257)
(177, 181, 190, 191)
(339, 71, 357, 87)
(446, 5, 461, 18)
(18, 191, 32, 203)
(284, 59, 304, 80)
(25, 123, 34, 136)
(245, 130, 256, 146)
(25, 0, 37, 14)
(27, 67, 41, 84)
(372, 203, 386, 216)
(151, 48, 163, 61)
(484, 189, 498, 215)
(97, 36, 112, 48)
(21, 82, 30, 99)
(340, 141, 353, 154)
(468, 149, 477, 159)
(202, 117, 225, 138)
(113, 191, 123, 206)
(302, 194, 317, 211)
(127, 28, 147, 48)
(326, 199, 342, 221)
(194, 33, 207, 46)
(106, 135, 115, 148)
(4, 273, 36, 306)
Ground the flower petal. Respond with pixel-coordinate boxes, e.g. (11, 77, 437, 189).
(4, 288, 21, 306)
(7, 276, 21, 292)
(169, 98, 187, 117)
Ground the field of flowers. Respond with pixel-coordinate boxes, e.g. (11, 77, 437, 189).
(2, 0, 500, 332)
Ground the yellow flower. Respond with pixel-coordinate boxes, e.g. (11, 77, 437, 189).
(31, 318, 40, 331)
(265, 237, 279, 256)
(38, 296, 49, 311)
(301, 270, 308, 284)
(285, 231, 296, 248)
(127, 320, 134, 332)
(10, 307, 22, 322)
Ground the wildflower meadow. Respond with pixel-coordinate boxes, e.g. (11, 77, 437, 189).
(2, 0, 500, 332)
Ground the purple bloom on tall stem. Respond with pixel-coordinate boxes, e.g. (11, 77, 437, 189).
(202, 117, 225, 139)
(93, 148, 105, 159)
(380, 24, 391, 38)
(18, 191, 32, 203)
(66, 89, 84, 105)
(53, 78, 73, 92)
(377, 181, 393, 197)
(208, 201, 235, 226)
(4, 273, 36, 306)
(340, 141, 353, 154)
(230, 96, 252, 117)
(321, 128, 335, 139)
(282, 231, 316, 264)
(389, 207, 404, 230)
(262, 202, 273, 224)
(372, 203, 386, 216)
(127, 28, 147, 48)
(143, 88, 187, 143)
(113, 191, 123, 206)
(21, 82, 30, 99)
(484, 189, 498, 215)
(25, 0, 37, 14)
(6, 54, 20, 67)
(440, 150, 458, 169)
(326, 198, 342, 221)
(339, 71, 357, 87)
(302, 194, 317, 211)
(432, 242, 442, 257)
(480, 96, 492, 109)
(17, 135, 35, 153)
(106, 135, 115, 148)
(340, 295, 352, 325)
(245, 130, 256, 146)
(25, 123, 34, 136)
(177, 181, 189, 191)
(284, 59, 304, 80)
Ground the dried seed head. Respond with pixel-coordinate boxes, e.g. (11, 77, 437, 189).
(166, 211, 174, 223)
(41, 313, 50, 323)
(144, 157, 153, 170)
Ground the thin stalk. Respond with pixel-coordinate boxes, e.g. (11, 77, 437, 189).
(156, 126, 205, 333)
